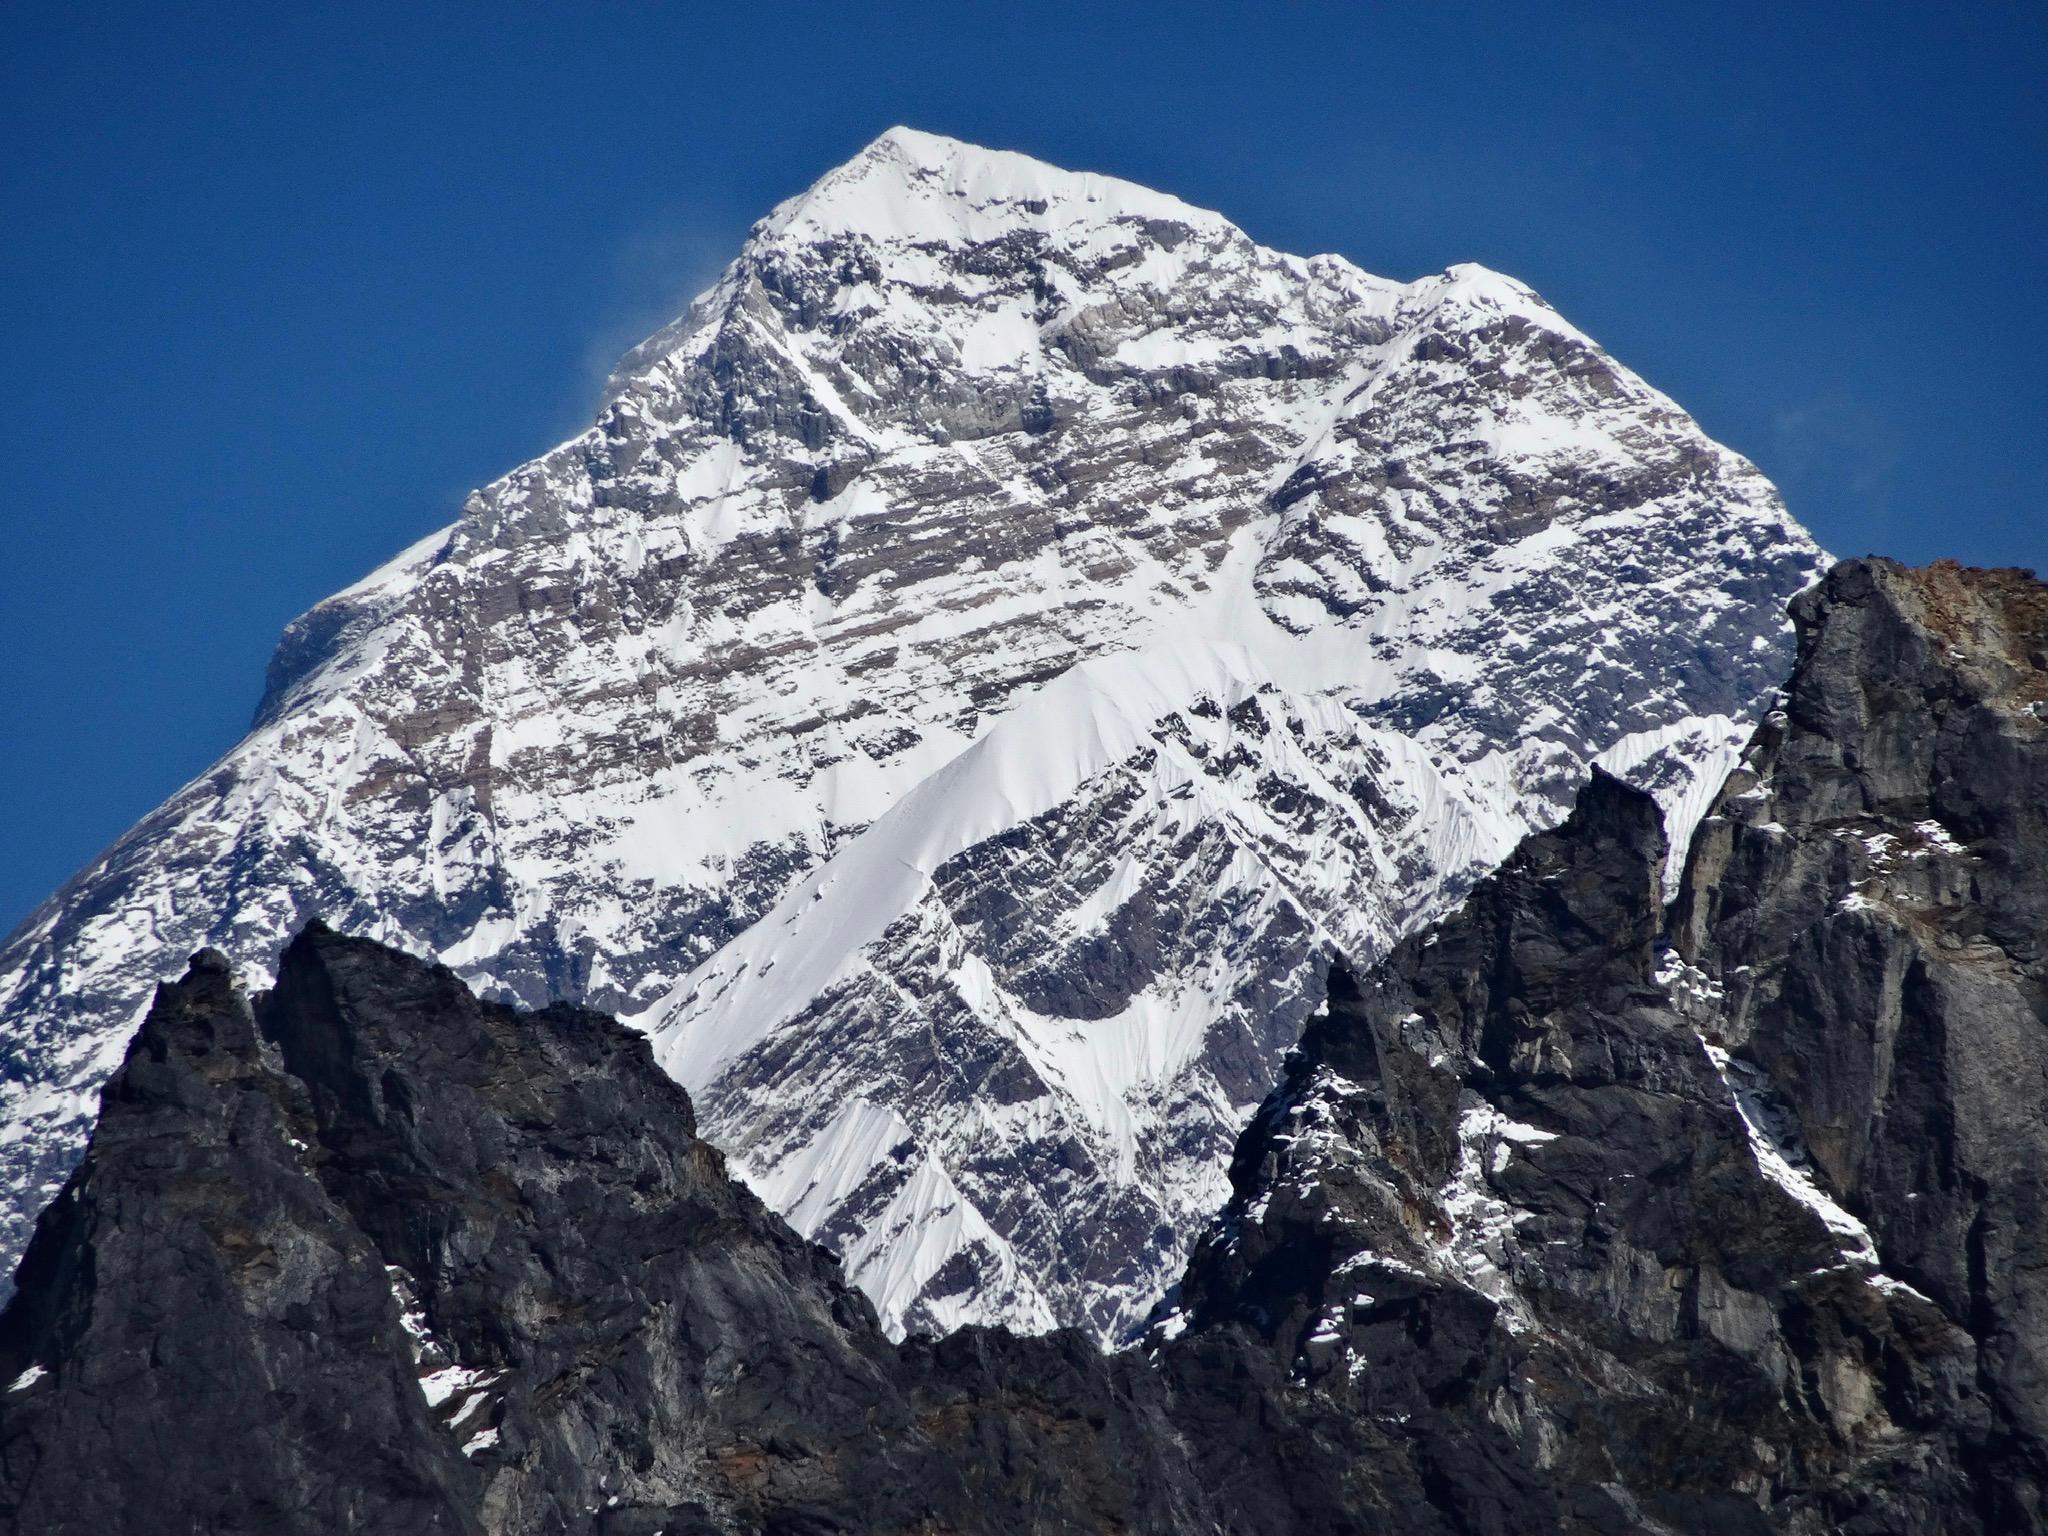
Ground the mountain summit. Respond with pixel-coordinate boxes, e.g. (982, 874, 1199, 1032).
(760, 125, 1234, 247)
(0, 131, 1821, 1336)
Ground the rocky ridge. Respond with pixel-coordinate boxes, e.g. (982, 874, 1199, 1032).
(0, 927, 1191, 1534)
(3, 558, 2044, 1533)
(1166, 557, 2048, 1528)
(0, 128, 1821, 1336)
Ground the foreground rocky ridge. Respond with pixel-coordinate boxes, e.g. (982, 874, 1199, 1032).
(1169, 557, 2048, 1528)
(3, 557, 2042, 1533)
(0, 128, 1820, 1334)
(0, 928, 1185, 1534)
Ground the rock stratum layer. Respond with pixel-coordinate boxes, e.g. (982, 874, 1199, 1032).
(0, 129, 1820, 1337)
(3, 557, 2043, 1533)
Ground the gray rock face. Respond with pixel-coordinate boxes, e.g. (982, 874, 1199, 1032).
(0, 946, 483, 1533)
(1673, 558, 2048, 1513)
(0, 128, 1821, 1336)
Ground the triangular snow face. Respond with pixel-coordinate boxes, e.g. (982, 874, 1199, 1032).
(0, 130, 1823, 1336)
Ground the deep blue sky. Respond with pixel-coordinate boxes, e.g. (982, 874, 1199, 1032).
(2, 2, 2043, 934)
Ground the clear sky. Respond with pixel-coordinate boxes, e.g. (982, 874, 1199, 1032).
(2, 1, 2043, 934)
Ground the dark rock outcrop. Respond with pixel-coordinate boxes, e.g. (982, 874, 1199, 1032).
(2, 558, 2043, 1534)
(0, 945, 481, 1534)
(0, 924, 1577, 1536)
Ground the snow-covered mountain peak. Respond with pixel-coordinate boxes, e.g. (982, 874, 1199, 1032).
(1, 132, 1823, 1341)
(1413, 259, 1591, 336)
(600, 128, 1415, 441)
(755, 126, 1235, 248)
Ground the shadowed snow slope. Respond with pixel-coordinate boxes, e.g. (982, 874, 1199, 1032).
(0, 128, 1822, 1335)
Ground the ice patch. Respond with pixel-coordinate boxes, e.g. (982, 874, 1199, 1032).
(1697, 1038, 1877, 1266)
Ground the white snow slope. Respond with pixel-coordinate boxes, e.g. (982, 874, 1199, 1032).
(0, 129, 1824, 1340)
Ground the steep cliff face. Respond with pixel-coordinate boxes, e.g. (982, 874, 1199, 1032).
(1672, 558, 2048, 1513)
(4, 559, 2042, 1534)
(1168, 558, 2048, 1531)
(0, 128, 1821, 1335)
